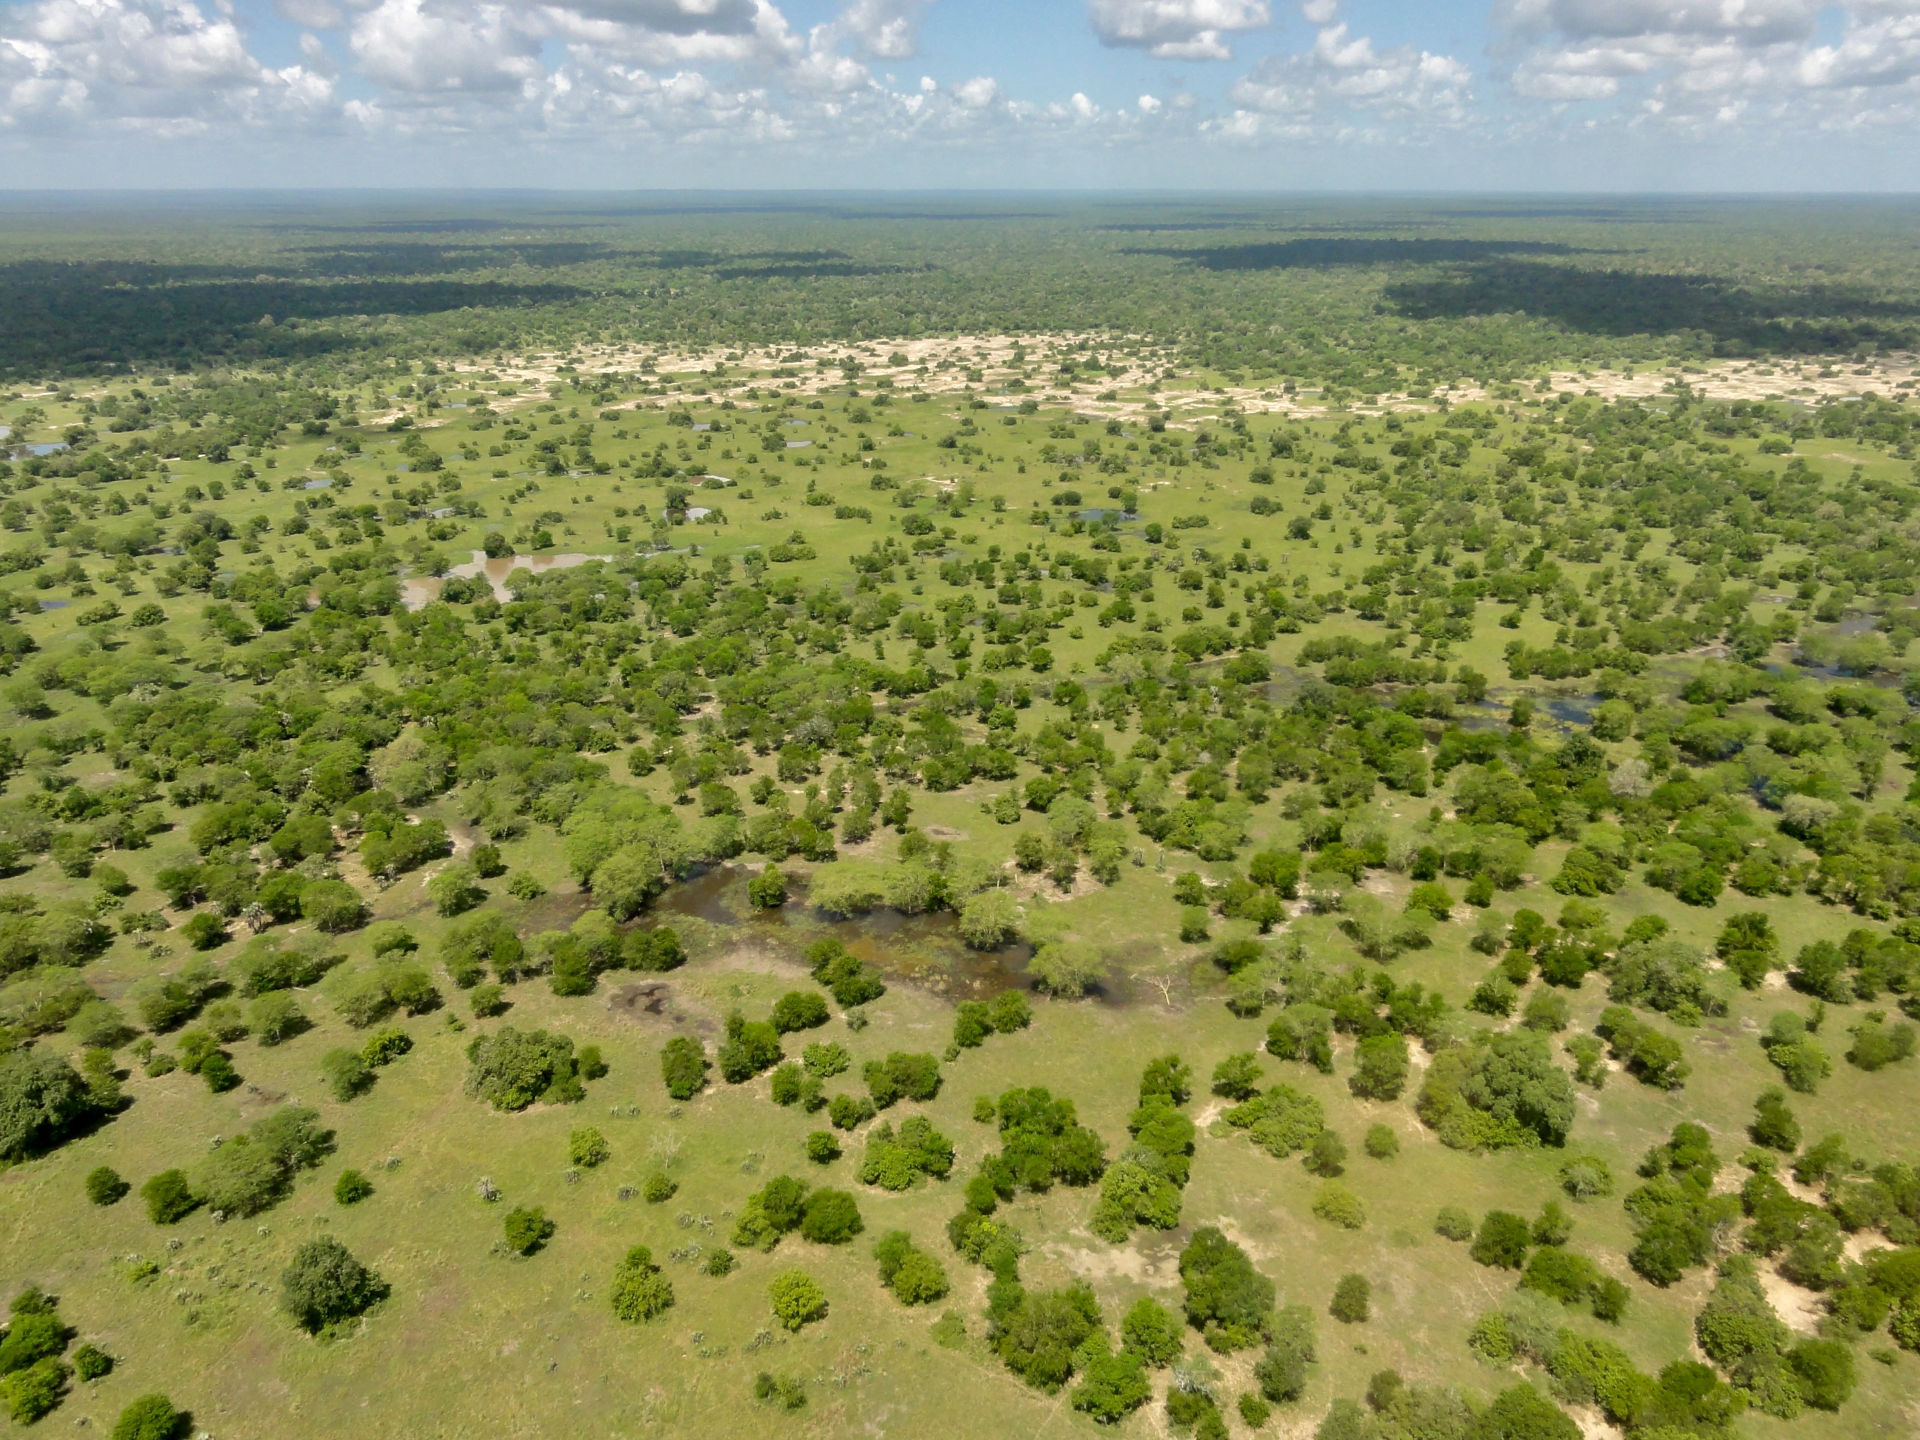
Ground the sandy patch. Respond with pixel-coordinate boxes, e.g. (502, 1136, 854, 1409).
(1759, 1268, 1824, 1335)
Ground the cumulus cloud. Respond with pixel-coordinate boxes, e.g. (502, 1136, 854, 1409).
(1223, 3, 1471, 131)
(1087, 0, 1271, 60)
(0, 0, 332, 131)
(274, 0, 346, 28)
(833, 0, 931, 59)
(1499, 0, 1920, 123)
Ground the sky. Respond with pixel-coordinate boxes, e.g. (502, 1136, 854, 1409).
(0, 0, 1917, 189)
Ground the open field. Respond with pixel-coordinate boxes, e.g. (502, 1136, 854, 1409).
(2, 196, 1920, 1440)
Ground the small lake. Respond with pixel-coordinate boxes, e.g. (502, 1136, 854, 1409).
(647, 864, 1112, 1003)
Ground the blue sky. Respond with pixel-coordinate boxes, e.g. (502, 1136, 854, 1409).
(0, 0, 1917, 189)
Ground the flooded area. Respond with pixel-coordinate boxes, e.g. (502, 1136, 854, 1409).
(652, 864, 1056, 1002)
(400, 549, 617, 609)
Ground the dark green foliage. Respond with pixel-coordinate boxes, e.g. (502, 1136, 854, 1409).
(465, 1027, 582, 1110)
(1750, 1087, 1801, 1151)
(1788, 1339, 1855, 1410)
(1596, 1006, 1690, 1089)
(732, 1175, 813, 1251)
(503, 1205, 555, 1255)
(334, 1170, 373, 1205)
(1224, 1083, 1325, 1159)
(0, 1357, 69, 1424)
(753, 1371, 807, 1411)
(798, 1187, 864, 1244)
(859, 1116, 955, 1190)
(1071, 1341, 1150, 1424)
(862, 1051, 941, 1107)
(719, 1011, 784, 1083)
(805, 1130, 840, 1164)
(1209, 1052, 1263, 1100)
(1180, 1226, 1274, 1352)
(873, 1231, 950, 1304)
(70, 1343, 111, 1381)
(1416, 1030, 1574, 1149)
(279, 1237, 387, 1334)
(1329, 1274, 1370, 1323)
(992, 1282, 1102, 1391)
(1120, 1296, 1183, 1367)
(660, 1036, 708, 1099)
(111, 1396, 188, 1440)
(1474, 1385, 1581, 1440)
(140, 1170, 198, 1224)
(1471, 1212, 1532, 1269)
(770, 990, 829, 1034)
(84, 1165, 129, 1206)
(0, 1048, 95, 1162)
(805, 939, 885, 1007)
(609, 1246, 674, 1322)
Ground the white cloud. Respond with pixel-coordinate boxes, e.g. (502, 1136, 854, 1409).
(952, 73, 997, 107)
(1499, 0, 1920, 126)
(0, 0, 332, 131)
(1087, 0, 1271, 60)
(1226, 10, 1471, 128)
(833, 0, 931, 59)
(348, 0, 542, 94)
(1138, 91, 1162, 111)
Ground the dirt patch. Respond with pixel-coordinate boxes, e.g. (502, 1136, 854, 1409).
(1759, 1267, 1824, 1334)
(608, 982, 702, 1031)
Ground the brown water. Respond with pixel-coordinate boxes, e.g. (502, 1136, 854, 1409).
(401, 550, 618, 610)
(651, 863, 1087, 1003)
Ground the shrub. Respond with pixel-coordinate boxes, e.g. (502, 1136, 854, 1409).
(1071, 1343, 1151, 1424)
(141, 1170, 198, 1224)
(1435, 1205, 1476, 1241)
(753, 1371, 808, 1411)
(609, 1246, 674, 1322)
(769, 1270, 827, 1331)
(1253, 1305, 1317, 1402)
(642, 1173, 675, 1203)
(1304, 1130, 1347, 1178)
(248, 992, 309, 1046)
(1559, 1156, 1616, 1201)
(1789, 1338, 1855, 1410)
(1180, 1227, 1274, 1352)
(1330, 1274, 1371, 1323)
(1, 1358, 69, 1425)
(799, 1188, 864, 1244)
(280, 1237, 387, 1334)
(770, 990, 830, 1033)
(660, 1036, 708, 1099)
(1210, 1052, 1263, 1100)
(111, 1395, 188, 1440)
(718, 1012, 784, 1083)
(568, 1127, 610, 1168)
(995, 1283, 1102, 1391)
(1121, 1296, 1183, 1366)
(334, 1170, 373, 1205)
(85, 1165, 129, 1206)
(71, 1343, 111, 1380)
(1363, 1124, 1399, 1160)
(1312, 1183, 1366, 1231)
(0, 1049, 95, 1162)
(874, 1231, 951, 1305)
(805, 1130, 840, 1164)
(466, 1027, 582, 1110)
(320, 1048, 372, 1102)
(1472, 1212, 1532, 1269)
(503, 1205, 555, 1256)
(470, 984, 508, 1018)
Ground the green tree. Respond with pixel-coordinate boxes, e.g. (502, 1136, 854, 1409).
(280, 1237, 387, 1334)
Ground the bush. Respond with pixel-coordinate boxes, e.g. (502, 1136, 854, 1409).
(1330, 1274, 1371, 1323)
(874, 1231, 951, 1305)
(1121, 1296, 1183, 1367)
(1210, 1052, 1263, 1100)
(1559, 1156, 1616, 1201)
(71, 1343, 111, 1381)
(503, 1205, 555, 1256)
(805, 1130, 840, 1164)
(1304, 1130, 1347, 1177)
(995, 1283, 1102, 1391)
(769, 1270, 828, 1331)
(111, 1395, 188, 1440)
(770, 990, 830, 1033)
(1253, 1305, 1317, 1403)
(85, 1165, 129, 1206)
(334, 1170, 373, 1205)
(470, 983, 508, 1018)
(1435, 1205, 1475, 1241)
(642, 1173, 675, 1203)
(466, 1027, 582, 1110)
(799, 1188, 864, 1244)
(1789, 1338, 1855, 1410)
(719, 1012, 784, 1083)
(568, 1127, 610, 1168)
(320, 1048, 373, 1102)
(0, 1049, 95, 1162)
(1071, 1343, 1151, 1423)
(1363, 1124, 1398, 1159)
(660, 1036, 708, 1099)
(1472, 1212, 1532, 1269)
(280, 1237, 387, 1334)
(609, 1245, 674, 1322)
(141, 1169, 198, 1224)
(1180, 1227, 1274, 1352)
(1312, 1183, 1366, 1230)
(1, 1358, 69, 1424)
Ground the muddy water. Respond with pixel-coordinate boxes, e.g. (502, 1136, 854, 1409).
(401, 549, 618, 610)
(652, 863, 1077, 1003)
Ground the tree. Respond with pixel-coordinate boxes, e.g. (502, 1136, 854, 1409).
(769, 1270, 827, 1331)
(85, 1165, 129, 1206)
(1071, 1342, 1150, 1424)
(140, 1169, 198, 1224)
(1, 1358, 69, 1425)
(747, 864, 788, 909)
(111, 1395, 189, 1440)
(1349, 1033, 1409, 1100)
(1121, 1296, 1183, 1366)
(1028, 940, 1108, 998)
(1180, 1227, 1273, 1352)
(994, 1283, 1102, 1391)
(465, 1028, 582, 1110)
(1210, 1052, 1263, 1100)
(1330, 1274, 1371, 1323)
(660, 1036, 708, 1099)
(1475, 1385, 1581, 1440)
(503, 1205, 555, 1255)
(280, 1237, 386, 1334)
(1253, 1305, 1317, 1403)
(799, 1188, 864, 1244)
(1472, 1212, 1532, 1269)
(320, 1048, 372, 1102)
(334, 1170, 373, 1205)
(609, 1246, 674, 1322)
(958, 889, 1021, 949)
(0, 1048, 93, 1162)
